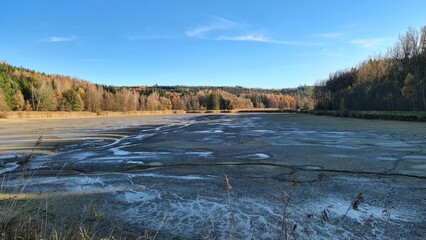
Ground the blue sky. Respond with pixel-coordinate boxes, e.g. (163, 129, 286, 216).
(1, 0, 426, 88)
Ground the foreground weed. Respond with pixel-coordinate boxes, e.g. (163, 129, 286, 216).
(223, 175, 234, 240)
(280, 170, 298, 240)
(90, 203, 105, 222)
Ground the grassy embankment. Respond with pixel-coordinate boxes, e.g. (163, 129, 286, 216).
(303, 110, 426, 122)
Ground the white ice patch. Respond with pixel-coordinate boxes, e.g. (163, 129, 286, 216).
(139, 173, 207, 180)
(126, 160, 145, 165)
(0, 162, 19, 175)
(373, 141, 411, 148)
(172, 121, 194, 132)
(316, 197, 422, 223)
(185, 151, 213, 157)
(163, 196, 282, 239)
(72, 151, 99, 160)
(134, 151, 171, 156)
(134, 133, 156, 140)
(0, 154, 19, 160)
(3, 175, 116, 192)
(154, 124, 175, 131)
(287, 130, 318, 135)
(253, 153, 270, 159)
(410, 164, 426, 170)
(96, 151, 170, 161)
(103, 137, 127, 148)
(327, 131, 354, 135)
(376, 156, 399, 161)
(238, 153, 271, 160)
(331, 154, 354, 159)
(110, 146, 130, 156)
(402, 155, 426, 160)
(193, 129, 224, 133)
(302, 165, 323, 170)
(251, 129, 275, 134)
(324, 144, 366, 150)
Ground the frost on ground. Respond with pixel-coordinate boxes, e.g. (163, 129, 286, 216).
(0, 114, 425, 239)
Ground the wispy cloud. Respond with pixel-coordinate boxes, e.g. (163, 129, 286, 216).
(46, 35, 76, 42)
(349, 37, 394, 49)
(216, 34, 272, 43)
(186, 18, 319, 46)
(185, 18, 239, 38)
(313, 32, 342, 39)
(216, 34, 313, 46)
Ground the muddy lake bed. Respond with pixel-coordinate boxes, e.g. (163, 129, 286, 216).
(1, 113, 425, 239)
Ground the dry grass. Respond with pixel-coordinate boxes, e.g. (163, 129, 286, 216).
(223, 175, 234, 240)
(0, 138, 123, 240)
(0, 110, 187, 119)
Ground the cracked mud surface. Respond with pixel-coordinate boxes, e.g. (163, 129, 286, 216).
(1, 113, 425, 239)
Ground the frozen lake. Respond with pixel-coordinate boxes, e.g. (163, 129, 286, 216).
(1, 113, 425, 239)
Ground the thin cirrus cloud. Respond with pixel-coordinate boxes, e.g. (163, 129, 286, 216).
(216, 34, 309, 46)
(46, 35, 76, 42)
(216, 34, 272, 42)
(186, 18, 317, 46)
(185, 18, 240, 38)
(349, 37, 394, 49)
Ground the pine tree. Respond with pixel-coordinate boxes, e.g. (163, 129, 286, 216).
(207, 92, 220, 110)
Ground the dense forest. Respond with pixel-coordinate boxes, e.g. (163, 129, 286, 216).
(311, 26, 426, 111)
(0, 62, 310, 112)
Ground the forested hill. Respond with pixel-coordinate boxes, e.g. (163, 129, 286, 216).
(311, 26, 426, 111)
(0, 62, 311, 112)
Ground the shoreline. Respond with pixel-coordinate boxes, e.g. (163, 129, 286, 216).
(303, 109, 426, 122)
(0, 109, 296, 119)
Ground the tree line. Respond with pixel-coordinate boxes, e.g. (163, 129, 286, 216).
(0, 62, 311, 112)
(311, 26, 426, 111)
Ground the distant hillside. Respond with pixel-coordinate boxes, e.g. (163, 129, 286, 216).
(0, 62, 312, 112)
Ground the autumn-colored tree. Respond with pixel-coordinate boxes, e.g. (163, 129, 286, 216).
(146, 92, 161, 110)
(232, 96, 253, 109)
(1, 60, 313, 113)
(168, 92, 186, 110)
(32, 82, 58, 111)
(76, 87, 86, 110)
(102, 92, 116, 111)
(115, 89, 138, 111)
(12, 90, 25, 111)
(183, 94, 200, 110)
(266, 94, 279, 108)
(84, 85, 103, 112)
(159, 97, 172, 110)
(138, 95, 147, 111)
(24, 100, 32, 111)
(0, 88, 9, 111)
